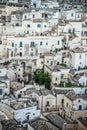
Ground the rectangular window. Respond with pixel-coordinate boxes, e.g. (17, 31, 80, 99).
(30, 53, 33, 56)
(37, 24, 41, 28)
(20, 52, 22, 57)
(24, 15, 26, 20)
(71, 13, 73, 16)
(73, 28, 75, 33)
(47, 60, 49, 63)
(68, 29, 71, 33)
(20, 42, 22, 47)
(79, 55, 81, 59)
(40, 42, 42, 46)
(30, 42, 35, 47)
(12, 42, 14, 47)
(84, 31, 87, 36)
(61, 74, 64, 79)
(33, 14, 35, 18)
(46, 42, 48, 45)
(46, 101, 50, 106)
(79, 105, 82, 110)
(61, 99, 64, 104)
(81, 31, 83, 36)
(27, 115, 29, 120)
(58, 41, 60, 45)
(86, 39, 87, 44)
(0, 40, 2, 44)
(66, 103, 68, 107)
(0, 89, 2, 95)
(16, 23, 19, 26)
(51, 61, 53, 65)
(55, 77, 57, 81)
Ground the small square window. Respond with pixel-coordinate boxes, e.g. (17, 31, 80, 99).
(37, 24, 41, 28)
(44, 25, 47, 28)
(46, 101, 50, 106)
(27, 24, 31, 28)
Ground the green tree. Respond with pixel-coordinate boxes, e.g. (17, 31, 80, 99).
(35, 72, 51, 90)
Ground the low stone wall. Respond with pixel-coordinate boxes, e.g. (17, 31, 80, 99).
(78, 120, 87, 130)
(67, 123, 78, 130)
(72, 110, 87, 120)
(0, 103, 13, 119)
